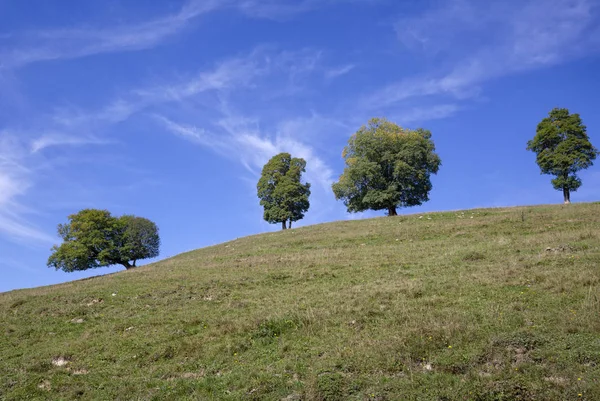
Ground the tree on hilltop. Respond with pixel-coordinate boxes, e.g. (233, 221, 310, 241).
(527, 108, 598, 204)
(48, 209, 160, 272)
(332, 118, 441, 216)
(257, 152, 311, 230)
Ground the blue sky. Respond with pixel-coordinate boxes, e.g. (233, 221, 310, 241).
(1, 0, 600, 292)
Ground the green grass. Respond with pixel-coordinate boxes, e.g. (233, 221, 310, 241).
(1, 203, 600, 400)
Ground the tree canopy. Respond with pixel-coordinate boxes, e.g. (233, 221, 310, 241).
(47, 209, 160, 272)
(527, 108, 598, 204)
(332, 118, 441, 216)
(257, 152, 311, 230)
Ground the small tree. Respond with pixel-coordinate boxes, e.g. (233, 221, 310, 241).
(257, 152, 311, 230)
(527, 108, 598, 204)
(332, 118, 441, 216)
(47, 209, 160, 272)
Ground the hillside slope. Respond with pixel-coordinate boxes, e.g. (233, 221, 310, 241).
(1, 203, 600, 400)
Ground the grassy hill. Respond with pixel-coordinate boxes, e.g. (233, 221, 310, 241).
(1, 203, 599, 400)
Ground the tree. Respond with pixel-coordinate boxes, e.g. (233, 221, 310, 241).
(257, 152, 311, 230)
(527, 108, 598, 204)
(332, 118, 441, 216)
(116, 215, 160, 268)
(47, 209, 160, 272)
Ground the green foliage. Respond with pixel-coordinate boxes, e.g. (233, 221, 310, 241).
(118, 215, 160, 266)
(315, 372, 346, 401)
(257, 152, 311, 229)
(47, 209, 160, 272)
(527, 108, 598, 202)
(332, 118, 441, 216)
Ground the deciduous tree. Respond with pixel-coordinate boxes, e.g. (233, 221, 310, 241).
(47, 209, 160, 272)
(332, 118, 441, 216)
(527, 108, 598, 204)
(257, 153, 311, 230)
(116, 215, 160, 268)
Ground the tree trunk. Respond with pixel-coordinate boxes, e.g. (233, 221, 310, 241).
(288, 220, 292, 229)
(121, 262, 133, 270)
(563, 187, 571, 204)
(387, 206, 397, 216)
(281, 221, 287, 230)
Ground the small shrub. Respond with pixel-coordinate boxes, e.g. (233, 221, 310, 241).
(316, 372, 346, 401)
(252, 316, 299, 342)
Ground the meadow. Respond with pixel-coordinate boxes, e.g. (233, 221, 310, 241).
(1, 203, 599, 400)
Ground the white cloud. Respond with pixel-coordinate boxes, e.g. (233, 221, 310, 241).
(1, 0, 223, 69)
(393, 104, 460, 125)
(1, 0, 378, 69)
(50, 47, 326, 130)
(157, 113, 334, 187)
(31, 134, 109, 153)
(0, 214, 55, 244)
(362, 76, 468, 110)
(369, 0, 600, 110)
(235, 0, 377, 20)
(0, 134, 29, 206)
(0, 44, 349, 242)
(0, 168, 26, 209)
(156, 113, 337, 225)
(47, 53, 265, 129)
(153, 115, 223, 150)
(0, 134, 54, 244)
(51, 99, 142, 128)
(134, 50, 268, 102)
(236, 0, 318, 19)
(325, 64, 355, 79)
(0, 130, 120, 245)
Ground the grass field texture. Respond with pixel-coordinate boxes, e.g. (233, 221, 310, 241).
(1, 203, 599, 400)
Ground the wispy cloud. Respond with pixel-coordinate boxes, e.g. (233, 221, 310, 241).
(368, 0, 600, 110)
(133, 49, 268, 102)
(396, 0, 598, 63)
(46, 54, 266, 133)
(1, 0, 222, 69)
(153, 115, 224, 150)
(0, 214, 55, 244)
(31, 133, 110, 153)
(325, 64, 355, 80)
(236, 0, 377, 20)
(220, 114, 338, 225)
(0, 44, 346, 240)
(236, 0, 321, 19)
(0, 134, 54, 244)
(0, 129, 119, 244)
(1, 0, 376, 70)
(362, 76, 471, 110)
(0, 134, 29, 206)
(156, 113, 337, 225)
(157, 113, 334, 187)
(0, 165, 27, 210)
(393, 104, 460, 125)
(50, 47, 324, 129)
